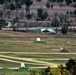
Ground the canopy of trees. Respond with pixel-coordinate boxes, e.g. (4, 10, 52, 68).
(0, 19, 7, 30)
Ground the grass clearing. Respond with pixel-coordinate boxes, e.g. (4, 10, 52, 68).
(0, 30, 76, 71)
(0, 40, 76, 52)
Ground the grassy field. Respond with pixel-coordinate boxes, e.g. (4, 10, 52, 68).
(0, 30, 76, 74)
(0, 0, 76, 74)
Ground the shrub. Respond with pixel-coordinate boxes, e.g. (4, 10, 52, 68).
(46, 2, 50, 8)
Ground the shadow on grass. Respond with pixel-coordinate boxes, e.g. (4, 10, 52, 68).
(0, 41, 4, 44)
(33, 41, 46, 44)
(60, 49, 69, 52)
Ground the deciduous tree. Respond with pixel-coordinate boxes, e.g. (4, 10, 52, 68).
(66, 59, 76, 75)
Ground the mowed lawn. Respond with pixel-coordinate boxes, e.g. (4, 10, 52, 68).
(0, 30, 76, 69)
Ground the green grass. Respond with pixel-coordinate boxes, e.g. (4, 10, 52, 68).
(0, 60, 20, 67)
(0, 41, 76, 53)
(0, 67, 31, 75)
(47, 41, 76, 45)
(0, 41, 4, 44)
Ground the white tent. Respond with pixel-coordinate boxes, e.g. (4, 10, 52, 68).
(41, 28, 55, 33)
(41, 29, 47, 32)
(47, 28, 56, 33)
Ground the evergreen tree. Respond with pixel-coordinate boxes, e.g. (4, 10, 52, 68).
(66, 11, 69, 15)
(60, 0, 64, 2)
(0, 0, 5, 4)
(57, 0, 64, 3)
(20, 8, 24, 19)
(24, 0, 33, 14)
(40, 66, 53, 75)
(51, 4, 53, 8)
(61, 25, 68, 34)
(15, 1, 21, 17)
(9, 3, 15, 11)
(37, 8, 48, 20)
(36, 0, 42, 2)
(65, 0, 72, 5)
(0, 19, 7, 30)
(52, 0, 56, 2)
(51, 16, 60, 27)
(48, 0, 56, 2)
(43, 11, 48, 20)
(0, 0, 5, 11)
(37, 8, 44, 20)
(0, 10, 3, 18)
(70, 11, 73, 15)
(26, 13, 32, 20)
(51, 14, 60, 34)
(74, 9, 76, 15)
(73, 0, 76, 2)
(46, 2, 50, 8)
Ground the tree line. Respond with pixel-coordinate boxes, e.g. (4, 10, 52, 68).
(0, 0, 76, 34)
(30, 58, 76, 75)
(0, 0, 76, 19)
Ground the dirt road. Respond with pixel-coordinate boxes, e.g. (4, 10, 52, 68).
(0, 55, 58, 68)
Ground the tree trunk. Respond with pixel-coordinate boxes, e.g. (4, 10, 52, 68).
(16, 8, 18, 18)
(26, 6, 30, 14)
(55, 17, 57, 34)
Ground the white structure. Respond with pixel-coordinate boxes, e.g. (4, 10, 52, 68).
(60, 47, 64, 51)
(41, 29, 47, 32)
(21, 63, 25, 68)
(47, 28, 56, 33)
(37, 38, 40, 41)
(41, 28, 56, 33)
(67, 41, 71, 43)
(7, 21, 12, 27)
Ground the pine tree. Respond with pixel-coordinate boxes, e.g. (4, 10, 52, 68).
(65, 0, 72, 5)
